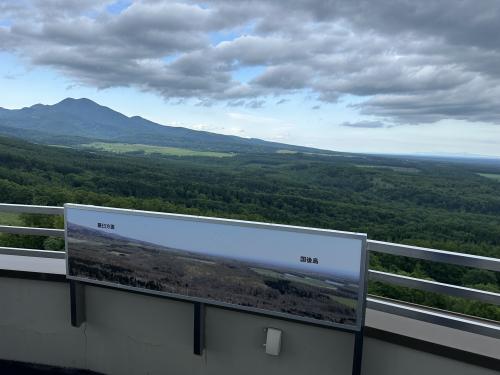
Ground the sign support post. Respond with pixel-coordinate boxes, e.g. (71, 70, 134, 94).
(70, 280, 86, 327)
(351, 328, 364, 375)
(193, 302, 206, 355)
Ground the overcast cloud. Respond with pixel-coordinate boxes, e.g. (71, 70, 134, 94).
(1, 0, 500, 125)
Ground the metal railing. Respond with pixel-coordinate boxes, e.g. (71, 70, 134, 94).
(0, 204, 65, 259)
(367, 240, 500, 272)
(0, 203, 499, 337)
(0, 203, 65, 237)
(366, 241, 500, 306)
(364, 239, 500, 338)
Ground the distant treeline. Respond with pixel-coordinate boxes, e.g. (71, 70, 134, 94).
(0, 135, 499, 320)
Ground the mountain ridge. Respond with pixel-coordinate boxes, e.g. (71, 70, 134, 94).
(0, 98, 334, 154)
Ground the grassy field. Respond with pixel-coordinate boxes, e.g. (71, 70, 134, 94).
(355, 164, 420, 173)
(0, 214, 21, 245)
(0, 212, 21, 226)
(478, 173, 500, 181)
(80, 142, 234, 158)
(251, 267, 358, 308)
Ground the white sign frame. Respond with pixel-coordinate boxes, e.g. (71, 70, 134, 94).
(65, 204, 368, 332)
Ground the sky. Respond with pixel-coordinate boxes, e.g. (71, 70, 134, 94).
(67, 206, 363, 280)
(1, 0, 500, 156)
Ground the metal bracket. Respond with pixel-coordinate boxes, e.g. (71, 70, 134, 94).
(70, 280, 86, 327)
(193, 302, 205, 355)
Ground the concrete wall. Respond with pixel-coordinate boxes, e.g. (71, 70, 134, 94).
(362, 337, 498, 375)
(0, 276, 497, 375)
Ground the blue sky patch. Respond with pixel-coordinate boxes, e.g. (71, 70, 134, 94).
(209, 31, 240, 46)
(0, 19, 12, 27)
(106, 0, 133, 15)
(233, 66, 265, 83)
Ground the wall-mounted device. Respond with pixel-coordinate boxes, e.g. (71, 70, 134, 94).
(264, 328, 282, 356)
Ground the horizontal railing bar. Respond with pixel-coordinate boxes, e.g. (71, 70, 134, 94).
(0, 225, 65, 238)
(0, 203, 63, 215)
(369, 270, 500, 306)
(367, 240, 500, 273)
(367, 296, 500, 340)
(0, 246, 65, 259)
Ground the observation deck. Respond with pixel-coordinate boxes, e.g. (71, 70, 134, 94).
(0, 204, 498, 374)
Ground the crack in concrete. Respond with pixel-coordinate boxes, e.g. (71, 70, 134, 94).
(83, 322, 88, 369)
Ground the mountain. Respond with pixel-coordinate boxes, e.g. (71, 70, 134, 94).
(0, 98, 332, 154)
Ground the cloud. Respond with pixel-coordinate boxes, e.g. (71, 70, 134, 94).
(357, 76, 500, 124)
(1, 0, 500, 125)
(226, 111, 291, 127)
(246, 99, 265, 109)
(340, 121, 386, 129)
(252, 65, 312, 90)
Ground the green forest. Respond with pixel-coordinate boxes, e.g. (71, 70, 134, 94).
(0, 135, 499, 320)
